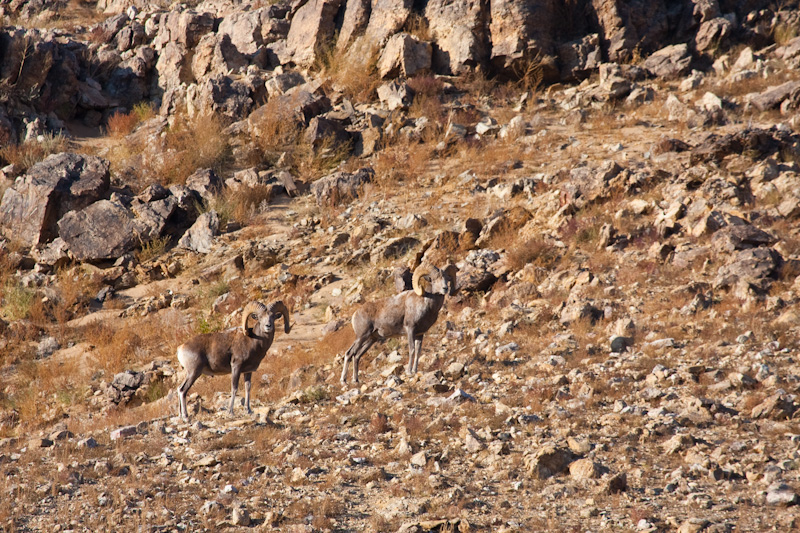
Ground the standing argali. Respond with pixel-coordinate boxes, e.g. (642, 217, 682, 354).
(176, 301, 291, 420)
(341, 264, 458, 383)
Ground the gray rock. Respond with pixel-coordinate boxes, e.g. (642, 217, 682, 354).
(337, 0, 371, 49)
(695, 17, 734, 53)
(525, 445, 575, 480)
(425, 0, 488, 74)
(58, 200, 138, 262)
(178, 211, 220, 254)
(558, 33, 601, 81)
(36, 336, 60, 358)
(113, 370, 144, 390)
(747, 80, 800, 111)
(711, 224, 775, 252)
(766, 482, 799, 506)
(569, 458, 603, 480)
(0, 153, 110, 247)
(110, 425, 137, 440)
(311, 168, 374, 207)
(643, 44, 692, 78)
(284, 0, 343, 66)
(378, 33, 432, 79)
(304, 117, 351, 149)
(377, 80, 414, 111)
(231, 505, 251, 526)
(363, 0, 412, 46)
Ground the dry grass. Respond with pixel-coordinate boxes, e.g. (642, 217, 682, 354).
(105, 103, 155, 138)
(506, 237, 563, 276)
(0, 133, 70, 174)
(84, 310, 190, 376)
(247, 98, 350, 183)
(146, 111, 231, 186)
(319, 40, 382, 104)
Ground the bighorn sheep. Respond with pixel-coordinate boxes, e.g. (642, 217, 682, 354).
(176, 300, 291, 420)
(341, 264, 457, 383)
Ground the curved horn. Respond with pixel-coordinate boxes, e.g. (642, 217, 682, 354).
(241, 301, 267, 336)
(411, 265, 432, 296)
(268, 300, 292, 333)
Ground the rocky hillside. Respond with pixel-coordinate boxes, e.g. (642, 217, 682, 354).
(2, 0, 800, 531)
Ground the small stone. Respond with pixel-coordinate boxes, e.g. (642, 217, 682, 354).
(445, 362, 465, 379)
(77, 437, 98, 448)
(570, 458, 602, 480)
(464, 429, 484, 453)
(603, 472, 627, 494)
(231, 505, 251, 526)
(766, 482, 799, 506)
(677, 518, 710, 533)
(110, 426, 137, 440)
(410, 451, 427, 468)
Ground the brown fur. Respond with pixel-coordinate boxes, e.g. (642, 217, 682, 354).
(340, 265, 457, 383)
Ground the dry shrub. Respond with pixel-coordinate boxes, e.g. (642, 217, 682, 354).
(84, 310, 189, 375)
(248, 98, 350, 182)
(105, 110, 139, 138)
(319, 40, 381, 104)
(149, 111, 231, 185)
(51, 267, 103, 324)
(407, 73, 445, 112)
(369, 412, 390, 435)
(371, 140, 435, 195)
(248, 98, 303, 166)
(0, 133, 69, 174)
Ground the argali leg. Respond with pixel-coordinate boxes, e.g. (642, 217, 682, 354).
(178, 368, 202, 421)
(411, 335, 423, 374)
(352, 336, 378, 384)
(341, 334, 371, 383)
(405, 328, 417, 375)
(229, 367, 242, 415)
(244, 372, 253, 414)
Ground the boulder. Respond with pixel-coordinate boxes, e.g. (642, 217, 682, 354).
(304, 117, 351, 149)
(311, 168, 374, 206)
(285, 0, 344, 66)
(377, 33, 432, 78)
(643, 44, 692, 78)
(191, 34, 248, 82)
(377, 80, 414, 111)
(489, 0, 558, 76)
(363, 0, 412, 46)
(152, 10, 215, 49)
(218, 6, 289, 56)
(187, 74, 253, 120)
(178, 211, 220, 254)
(252, 90, 331, 126)
(714, 247, 782, 294)
(425, 0, 487, 74)
(154, 42, 189, 93)
(337, 0, 371, 49)
(58, 200, 138, 262)
(558, 33, 601, 81)
(115, 21, 147, 53)
(695, 16, 734, 53)
(525, 445, 575, 480)
(105, 46, 156, 108)
(711, 224, 775, 252)
(746, 80, 800, 111)
(129, 195, 178, 242)
(0, 153, 110, 247)
(185, 168, 223, 203)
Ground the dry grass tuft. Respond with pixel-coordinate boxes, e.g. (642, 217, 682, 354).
(318, 40, 382, 104)
(145, 111, 231, 185)
(0, 133, 70, 174)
